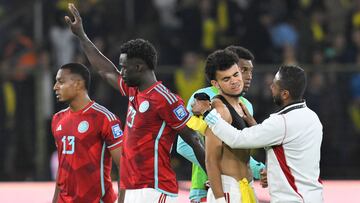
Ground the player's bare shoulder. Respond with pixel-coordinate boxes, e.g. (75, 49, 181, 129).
(211, 98, 232, 123)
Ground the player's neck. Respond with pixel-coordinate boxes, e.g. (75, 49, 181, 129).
(69, 94, 92, 112)
(138, 71, 157, 91)
(220, 93, 240, 107)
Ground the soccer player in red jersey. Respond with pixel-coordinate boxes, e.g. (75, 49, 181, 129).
(52, 63, 123, 203)
(65, 3, 205, 203)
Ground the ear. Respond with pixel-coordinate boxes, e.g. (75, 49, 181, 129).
(74, 80, 85, 91)
(281, 89, 290, 100)
(136, 63, 147, 72)
(210, 80, 219, 89)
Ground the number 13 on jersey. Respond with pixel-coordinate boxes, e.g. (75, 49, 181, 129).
(62, 135, 75, 154)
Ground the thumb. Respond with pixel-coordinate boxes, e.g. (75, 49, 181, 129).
(64, 16, 72, 25)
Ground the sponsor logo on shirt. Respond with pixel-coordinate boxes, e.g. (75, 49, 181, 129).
(139, 100, 150, 113)
(78, 121, 89, 133)
(173, 105, 188, 120)
(112, 124, 123, 138)
(56, 125, 62, 131)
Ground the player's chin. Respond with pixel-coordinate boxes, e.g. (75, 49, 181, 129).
(242, 86, 249, 93)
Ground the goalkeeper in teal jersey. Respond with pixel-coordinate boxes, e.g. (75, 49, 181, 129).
(177, 46, 266, 202)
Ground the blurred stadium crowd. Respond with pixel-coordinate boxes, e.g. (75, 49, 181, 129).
(0, 0, 360, 181)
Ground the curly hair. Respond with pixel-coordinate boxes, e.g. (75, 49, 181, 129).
(120, 39, 157, 70)
(225, 45, 255, 61)
(205, 49, 239, 82)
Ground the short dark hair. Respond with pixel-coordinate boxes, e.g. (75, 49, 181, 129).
(120, 39, 157, 70)
(205, 50, 239, 82)
(278, 65, 307, 100)
(225, 45, 254, 61)
(60, 63, 91, 91)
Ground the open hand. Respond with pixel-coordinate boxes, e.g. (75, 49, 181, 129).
(191, 99, 211, 116)
(64, 3, 86, 38)
(239, 102, 257, 126)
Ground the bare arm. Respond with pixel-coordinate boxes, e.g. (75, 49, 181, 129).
(110, 147, 125, 203)
(178, 126, 206, 172)
(205, 99, 232, 199)
(205, 127, 224, 199)
(52, 171, 60, 203)
(65, 3, 120, 90)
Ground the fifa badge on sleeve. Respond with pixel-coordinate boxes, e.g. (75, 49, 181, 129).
(111, 124, 123, 138)
(173, 105, 188, 120)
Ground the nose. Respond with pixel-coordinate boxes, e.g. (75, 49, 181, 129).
(53, 82, 58, 91)
(244, 71, 252, 81)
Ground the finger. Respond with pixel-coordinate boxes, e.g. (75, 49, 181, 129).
(69, 3, 81, 19)
(64, 16, 72, 25)
(239, 102, 250, 116)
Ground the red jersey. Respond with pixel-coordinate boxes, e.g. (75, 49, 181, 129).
(118, 77, 191, 196)
(51, 101, 123, 203)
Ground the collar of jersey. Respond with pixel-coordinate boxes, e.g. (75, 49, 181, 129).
(69, 100, 94, 114)
(140, 81, 162, 94)
(275, 100, 306, 114)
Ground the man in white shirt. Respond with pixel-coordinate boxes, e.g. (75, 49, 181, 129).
(202, 65, 323, 203)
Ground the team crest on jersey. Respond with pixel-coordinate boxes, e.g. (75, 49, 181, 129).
(173, 105, 188, 120)
(111, 124, 123, 138)
(139, 100, 150, 113)
(78, 121, 89, 133)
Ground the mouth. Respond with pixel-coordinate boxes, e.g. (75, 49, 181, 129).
(55, 93, 61, 100)
(231, 84, 242, 91)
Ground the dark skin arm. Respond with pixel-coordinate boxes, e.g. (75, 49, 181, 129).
(52, 171, 60, 203)
(110, 147, 125, 203)
(178, 126, 206, 172)
(65, 3, 120, 90)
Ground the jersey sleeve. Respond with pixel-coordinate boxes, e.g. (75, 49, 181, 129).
(118, 75, 129, 96)
(51, 114, 59, 148)
(101, 116, 124, 150)
(156, 94, 191, 131)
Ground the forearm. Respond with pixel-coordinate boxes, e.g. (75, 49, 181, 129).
(118, 189, 125, 203)
(189, 138, 206, 172)
(179, 127, 206, 171)
(205, 110, 283, 148)
(52, 184, 60, 203)
(78, 35, 119, 88)
(206, 161, 224, 199)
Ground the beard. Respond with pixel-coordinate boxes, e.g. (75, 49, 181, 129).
(273, 94, 283, 106)
(218, 84, 243, 98)
(221, 89, 243, 98)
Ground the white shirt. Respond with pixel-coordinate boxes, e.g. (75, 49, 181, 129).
(205, 101, 323, 203)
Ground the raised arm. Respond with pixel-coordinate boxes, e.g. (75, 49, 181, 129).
(65, 3, 120, 90)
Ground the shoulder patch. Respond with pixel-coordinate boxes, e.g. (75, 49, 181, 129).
(173, 105, 188, 120)
(111, 124, 123, 139)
